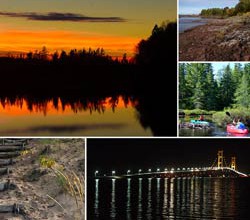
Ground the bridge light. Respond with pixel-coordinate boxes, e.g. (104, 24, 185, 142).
(127, 170, 131, 174)
(164, 168, 168, 172)
(148, 169, 151, 172)
(182, 168, 185, 171)
(157, 168, 160, 172)
(177, 168, 180, 171)
(95, 170, 99, 176)
(138, 169, 142, 173)
(112, 170, 116, 175)
(171, 168, 174, 171)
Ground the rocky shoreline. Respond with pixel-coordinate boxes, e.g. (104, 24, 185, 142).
(179, 16, 250, 61)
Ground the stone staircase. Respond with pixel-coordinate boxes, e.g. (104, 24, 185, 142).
(0, 139, 29, 219)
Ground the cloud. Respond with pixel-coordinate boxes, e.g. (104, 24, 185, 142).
(0, 11, 126, 22)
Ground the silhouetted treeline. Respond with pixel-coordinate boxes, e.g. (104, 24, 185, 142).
(200, 0, 250, 18)
(0, 21, 177, 136)
(134, 21, 177, 136)
(24, 46, 130, 65)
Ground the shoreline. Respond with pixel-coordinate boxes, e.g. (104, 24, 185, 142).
(179, 16, 250, 61)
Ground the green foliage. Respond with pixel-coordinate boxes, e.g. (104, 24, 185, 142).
(179, 63, 250, 111)
(213, 108, 250, 127)
(200, 0, 250, 17)
(181, 109, 216, 115)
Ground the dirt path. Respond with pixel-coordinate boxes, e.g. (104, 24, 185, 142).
(179, 16, 250, 61)
(0, 138, 85, 220)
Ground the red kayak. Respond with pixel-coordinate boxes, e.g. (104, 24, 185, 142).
(227, 124, 248, 134)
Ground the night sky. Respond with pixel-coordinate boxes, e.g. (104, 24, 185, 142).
(87, 138, 250, 175)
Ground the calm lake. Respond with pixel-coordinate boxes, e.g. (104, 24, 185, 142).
(0, 95, 152, 136)
(88, 177, 250, 219)
(179, 116, 250, 137)
(179, 126, 250, 137)
(179, 17, 208, 33)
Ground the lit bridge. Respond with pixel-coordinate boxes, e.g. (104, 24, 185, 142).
(94, 150, 249, 179)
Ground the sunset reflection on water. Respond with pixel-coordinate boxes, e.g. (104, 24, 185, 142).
(0, 96, 151, 136)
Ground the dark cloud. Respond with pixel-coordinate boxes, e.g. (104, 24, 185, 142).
(0, 11, 126, 22)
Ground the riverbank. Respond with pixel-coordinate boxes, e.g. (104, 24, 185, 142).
(179, 15, 250, 61)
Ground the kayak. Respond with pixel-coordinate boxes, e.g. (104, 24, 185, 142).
(227, 124, 248, 134)
(190, 120, 210, 126)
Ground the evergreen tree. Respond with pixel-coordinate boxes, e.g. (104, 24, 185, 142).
(179, 63, 187, 109)
(204, 64, 218, 110)
(234, 64, 250, 108)
(217, 65, 234, 109)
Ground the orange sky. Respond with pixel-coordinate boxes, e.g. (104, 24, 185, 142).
(0, 29, 140, 57)
(0, 0, 176, 57)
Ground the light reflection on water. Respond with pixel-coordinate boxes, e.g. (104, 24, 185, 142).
(89, 177, 250, 219)
(0, 96, 152, 136)
(110, 179, 116, 219)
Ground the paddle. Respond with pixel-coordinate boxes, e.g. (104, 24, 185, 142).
(226, 111, 235, 125)
(226, 111, 231, 118)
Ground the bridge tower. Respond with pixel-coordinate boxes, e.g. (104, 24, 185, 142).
(231, 156, 236, 170)
(217, 150, 223, 168)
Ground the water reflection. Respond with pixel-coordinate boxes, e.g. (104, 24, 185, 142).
(0, 94, 153, 136)
(147, 178, 152, 219)
(0, 95, 135, 115)
(94, 179, 99, 217)
(138, 178, 142, 219)
(89, 178, 250, 219)
(126, 178, 131, 219)
(110, 179, 116, 219)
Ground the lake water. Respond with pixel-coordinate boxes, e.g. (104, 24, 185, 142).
(179, 17, 208, 33)
(88, 177, 250, 219)
(179, 116, 250, 137)
(179, 125, 250, 137)
(0, 96, 152, 136)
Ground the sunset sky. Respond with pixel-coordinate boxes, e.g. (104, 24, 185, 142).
(0, 0, 176, 57)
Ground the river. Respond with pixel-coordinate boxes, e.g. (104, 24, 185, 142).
(179, 16, 208, 33)
(88, 177, 250, 219)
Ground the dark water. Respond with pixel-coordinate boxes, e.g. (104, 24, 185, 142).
(179, 116, 250, 137)
(88, 177, 250, 219)
(179, 17, 208, 33)
(179, 125, 250, 137)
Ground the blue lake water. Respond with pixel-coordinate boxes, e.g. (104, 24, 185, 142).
(179, 17, 208, 33)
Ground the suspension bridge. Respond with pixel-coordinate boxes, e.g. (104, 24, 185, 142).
(94, 150, 249, 179)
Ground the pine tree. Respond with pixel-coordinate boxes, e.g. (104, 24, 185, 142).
(234, 64, 250, 108)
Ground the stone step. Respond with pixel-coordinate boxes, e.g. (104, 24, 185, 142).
(0, 139, 28, 146)
(0, 180, 16, 191)
(0, 159, 15, 167)
(0, 152, 21, 159)
(0, 146, 25, 152)
(0, 168, 12, 175)
(0, 204, 23, 214)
